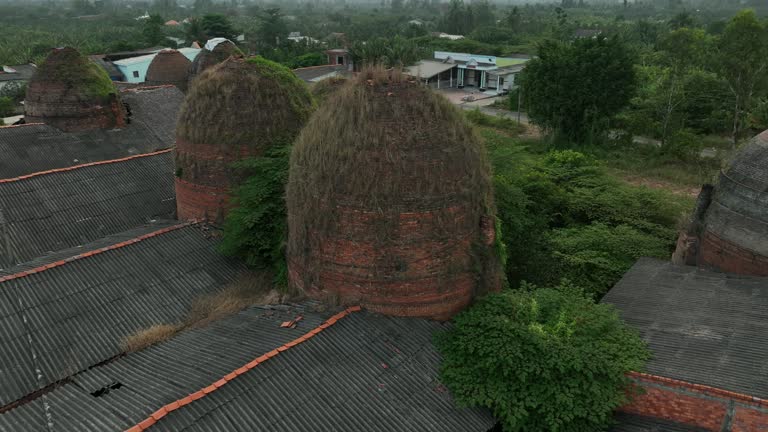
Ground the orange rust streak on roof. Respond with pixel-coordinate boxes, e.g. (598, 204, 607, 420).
(0, 222, 192, 284)
(0, 149, 173, 184)
(124, 305, 363, 432)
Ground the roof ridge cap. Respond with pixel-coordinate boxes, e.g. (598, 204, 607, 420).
(0, 148, 172, 183)
(125, 305, 363, 432)
(0, 222, 192, 284)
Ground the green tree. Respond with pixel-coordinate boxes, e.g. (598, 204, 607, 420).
(185, 17, 208, 44)
(504, 6, 522, 34)
(201, 14, 237, 41)
(350, 35, 426, 68)
(142, 14, 166, 46)
(437, 285, 649, 432)
(717, 9, 768, 145)
(520, 36, 637, 144)
(257, 8, 287, 50)
(0, 97, 14, 118)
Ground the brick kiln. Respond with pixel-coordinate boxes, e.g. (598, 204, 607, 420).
(187, 38, 242, 85)
(286, 70, 503, 320)
(145, 49, 192, 92)
(24, 47, 125, 132)
(175, 56, 314, 224)
(673, 129, 768, 276)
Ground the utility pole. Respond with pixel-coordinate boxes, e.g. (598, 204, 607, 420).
(517, 84, 522, 123)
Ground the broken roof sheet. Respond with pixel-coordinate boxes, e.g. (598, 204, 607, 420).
(0, 86, 183, 179)
(0, 223, 245, 408)
(0, 150, 176, 269)
(602, 258, 768, 399)
(0, 302, 495, 431)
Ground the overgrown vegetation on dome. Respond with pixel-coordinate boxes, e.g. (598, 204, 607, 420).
(309, 76, 347, 104)
(437, 284, 649, 432)
(213, 56, 314, 288)
(286, 68, 504, 293)
(34, 47, 117, 100)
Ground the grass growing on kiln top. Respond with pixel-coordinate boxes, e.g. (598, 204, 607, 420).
(34, 47, 117, 100)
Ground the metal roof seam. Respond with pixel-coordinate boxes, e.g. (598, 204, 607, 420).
(124, 306, 363, 432)
(0, 149, 174, 184)
(0, 222, 193, 284)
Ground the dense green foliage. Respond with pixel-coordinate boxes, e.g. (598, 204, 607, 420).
(220, 147, 290, 285)
(520, 36, 637, 144)
(483, 127, 690, 297)
(0, 97, 14, 118)
(217, 57, 314, 289)
(437, 285, 649, 432)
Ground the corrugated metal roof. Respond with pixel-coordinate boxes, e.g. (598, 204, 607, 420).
(602, 258, 768, 399)
(0, 151, 176, 268)
(0, 303, 495, 431)
(0, 86, 183, 179)
(0, 224, 245, 407)
(404, 60, 456, 79)
(293, 65, 348, 83)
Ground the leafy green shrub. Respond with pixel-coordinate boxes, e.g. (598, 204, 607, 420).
(483, 130, 688, 290)
(548, 223, 671, 297)
(437, 285, 649, 432)
(0, 97, 14, 117)
(219, 147, 290, 286)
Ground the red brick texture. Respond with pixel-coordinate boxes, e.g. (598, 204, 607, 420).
(24, 47, 126, 132)
(698, 230, 768, 277)
(288, 205, 498, 321)
(621, 372, 768, 431)
(175, 178, 228, 225)
(174, 137, 258, 225)
(733, 407, 768, 432)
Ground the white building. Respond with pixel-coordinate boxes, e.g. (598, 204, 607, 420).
(113, 48, 201, 83)
(404, 51, 529, 93)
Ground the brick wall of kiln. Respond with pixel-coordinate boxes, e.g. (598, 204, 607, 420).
(287, 205, 498, 321)
(698, 230, 768, 277)
(620, 372, 768, 431)
(25, 82, 125, 132)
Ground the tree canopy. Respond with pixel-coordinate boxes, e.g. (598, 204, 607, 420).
(437, 285, 649, 432)
(520, 36, 637, 144)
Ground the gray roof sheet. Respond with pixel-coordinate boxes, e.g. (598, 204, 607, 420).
(293, 65, 347, 83)
(0, 65, 36, 82)
(0, 151, 176, 268)
(0, 303, 495, 432)
(704, 130, 768, 254)
(0, 224, 245, 407)
(602, 258, 768, 399)
(0, 86, 183, 179)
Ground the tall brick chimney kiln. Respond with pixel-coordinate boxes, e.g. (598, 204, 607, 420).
(286, 70, 503, 320)
(174, 56, 314, 224)
(25, 47, 125, 132)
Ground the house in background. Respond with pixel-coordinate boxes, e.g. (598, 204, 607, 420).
(0, 64, 36, 92)
(325, 48, 353, 71)
(112, 47, 201, 83)
(404, 51, 529, 94)
(288, 32, 320, 44)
